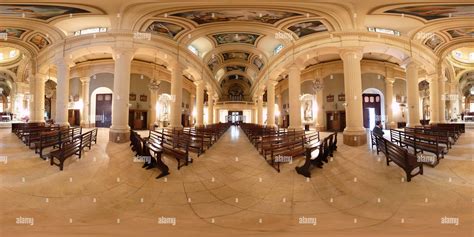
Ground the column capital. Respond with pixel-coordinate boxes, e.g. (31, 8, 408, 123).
(194, 80, 204, 86)
(402, 58, 418, 69)
(339, 47, 363, 61)
(267, 80, 278, 87)
(288, 63, 303, 71)
(112, 47, 135, 61)
(190, 94, 196, 98)
(80, 76, 91, 84)
(55, 57, 74, 68)
(385, 77, 396, 85)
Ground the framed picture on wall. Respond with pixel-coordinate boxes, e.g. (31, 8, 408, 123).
(327, 95, 334, 102)
(338, 93, 345, 101)
(140, 95, 147, 102)
(129, 93, 136, 101)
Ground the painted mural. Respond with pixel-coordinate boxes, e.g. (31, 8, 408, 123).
(288, 21, 327, 38)
(0, 27, 26, 38)
(212, 33, 259, 45)
(207, 57, 219, 71)
(29, 34, 50, 50)
(253, 58, 264, 70)
(226, 65, 246, 72)
(424, 34, 444, 50)
(171, 10, 302, 25)
(385, 4, 474, 20)
(146, 21, 184, 38)
(222, 52, 250, 61)
(446, 28, 474, 38)
(228, 75, 245, 80)
(0, 4, 90, 20)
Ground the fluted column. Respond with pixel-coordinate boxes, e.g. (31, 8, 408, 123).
(385, 78, 396, 129)
(189, 94, 195, 126)
(55, 59, 71, 126)
(428, 75, 440, 124)
(109, 47, 135, 142)
(340, 48, 366, 146)
(195, 81, 204, 126)
(405, 60, 421, 127)
(31, 74, 46, 122)
(149, 80, 160, 129)
(257, 94, 263, 125)
(438, 76, 446, 122)
(207, 88, 214, 124)
(169, 63, 183, 128)
(266, 81, 276, 127)
(80, 77, 91, 127)
(288, 64, 302, 129)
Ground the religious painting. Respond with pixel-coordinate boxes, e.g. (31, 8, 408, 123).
(0, 27, 26, 38)
(171, 10, 302, 25)
(222, 52, 250, 61)
(446, 28, 474, 38)
(424, 34, 443, 50)
(29, 34, 50, 50)
(207, 57, 219, 71)
(0, 4, 90, 20)
(129, 93, 136, 101)
(326, 94, 334, 102)
(146, 21, 184, 38)
(212, 33, 260, 45)
(385, 4, 474, 20)
(226, 65, 246, 72)
(338, 93, 345, 101)
(140, 95, 147, 102)
(253, 58, 264, 70)
(288, 21, 328, 38)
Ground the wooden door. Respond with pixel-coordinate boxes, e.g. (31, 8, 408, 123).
(362, 93, 381, 128)
(96, 93, 112, 127)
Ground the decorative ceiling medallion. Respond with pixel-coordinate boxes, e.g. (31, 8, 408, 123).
(226, 65, 246, 72)
(385, 4, 474, 20)
(0, 27, 26, 38)
(446, 28, 474, 39)
(212, 33, 260, 45)
(29, 33, 50, 50)
(222, 52, 250, 61)
(171, 10, 302, 25)
(0, 4, 90, 20)
(424, 34, 444, 50)
(288, 21, 328, 38)
(146, 21, 184, 38)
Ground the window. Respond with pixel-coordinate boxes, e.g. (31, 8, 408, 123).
(367, 27, 401, 36)
(9, 50, 16, 58)
(188, 45, 199, 56)
(469, 52, 474, 61)
(454, 51, 463, 59)
(273, 44, 283, 55)
(74, 27, 107, 36)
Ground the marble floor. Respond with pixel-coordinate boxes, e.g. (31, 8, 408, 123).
(0, 126, 472, 237)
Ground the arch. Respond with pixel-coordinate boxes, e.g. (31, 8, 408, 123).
(362, 87, 385, 129)
(90, 86, 113, 124)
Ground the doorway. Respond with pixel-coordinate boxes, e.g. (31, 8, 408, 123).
(95, 93, 112, 127)
(227, 111, 243, 125)
(362, 93, 381, 129)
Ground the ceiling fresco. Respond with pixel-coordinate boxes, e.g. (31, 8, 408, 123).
(0, 27, 26, 38)
(253, 58, 264, 70)
(0, 4, 90, 20)
(446, 28, 474, 38)
(385, 4, 474, 20)
(222, 52, 250, 61)
(288, 21, 328, 38)
(424, 34, 444, 50)
(212, 33, 260, 45)
(226, 65, 246, 72)
(170, 10, 302, 25)
(29, 33, 50, 50)
(146, 21, 185, 38)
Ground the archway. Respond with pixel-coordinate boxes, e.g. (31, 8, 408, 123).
(362, 88, 385, 129)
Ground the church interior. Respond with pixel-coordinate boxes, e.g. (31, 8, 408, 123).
(0, 1, 473, 236)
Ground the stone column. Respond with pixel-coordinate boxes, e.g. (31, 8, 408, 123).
(428, 75, 440, 124)
(288, 64, 302, 130)
(251, 106, 256, 124)
(207, 88, 214, 124)
(55, 59, 71, 126)
(32, 74, 46, 122)
(266, 81, 276, 127)
(340, 48, 366, 146)
(109, 47, 135, 143)
(169, 63, 183, 128)
(195, 81, 204, 126)
(405, 60, 421, 127)
(213, 95, 219, 123)
(314, 81, 325, 131)
(149, 79, 160, 129)
(438, 77, 446, 122)
(189, 94, 195, 126)
(385, 78, 396, 129)
(257, 93, 263, 125)
(277, 94, 283, 127)
(80, 77, 91, 127)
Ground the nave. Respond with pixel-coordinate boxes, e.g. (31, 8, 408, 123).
(0, 126, 472, 236)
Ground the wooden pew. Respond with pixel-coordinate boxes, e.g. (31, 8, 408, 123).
(153, 129, 191, 170)
(375, 134, 423, 182)
(269, 136, 305, 172)
(48, 129, 96, 171)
